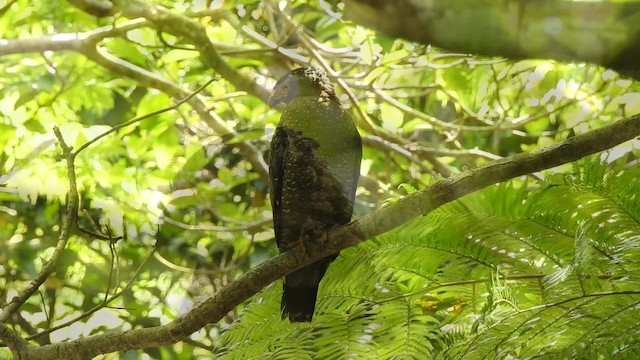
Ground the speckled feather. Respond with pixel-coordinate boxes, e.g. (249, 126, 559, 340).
(268, 68, 362, 322)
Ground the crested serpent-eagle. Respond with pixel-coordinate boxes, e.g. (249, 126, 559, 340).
(268, 67, 362, 322)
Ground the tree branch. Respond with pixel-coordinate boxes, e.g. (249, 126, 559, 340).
(362, 135, 441, 178)
(0, 129, 78, 325)
(344, 0, 640, 78)
(0, 19, 148, 56)
(0, 128, 80, 357)
(0, 18, 270, 182)
(0, 322, 29, 355)
(14, 112, 640, 359)
(110, 0, 271, 102)
(79, 39, 269, 181)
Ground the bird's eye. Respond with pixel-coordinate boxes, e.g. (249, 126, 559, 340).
(281, 84, 289, 91)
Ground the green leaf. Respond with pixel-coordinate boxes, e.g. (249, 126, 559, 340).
(217, 166, 233, 185)
(380, 103, 403, 132)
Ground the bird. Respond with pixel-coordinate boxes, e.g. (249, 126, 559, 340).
(268, 67, 362, 322)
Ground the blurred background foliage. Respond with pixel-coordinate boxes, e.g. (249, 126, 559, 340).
(1, 0, 640, 359)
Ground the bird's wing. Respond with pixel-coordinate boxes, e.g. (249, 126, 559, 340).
(342, 110, 362, 208)
(269, 126, 288, 249)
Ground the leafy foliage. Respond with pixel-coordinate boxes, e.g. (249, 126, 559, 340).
(217, 159, 640, 359)
(0, 0, 639, 358)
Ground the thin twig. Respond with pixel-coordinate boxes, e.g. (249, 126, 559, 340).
(0, 129, 79, 324)
(161, 214, 270, 232)
(362, 135, 440, 178)
(73, 78, 215, 156)
(26, 246, 156, 341)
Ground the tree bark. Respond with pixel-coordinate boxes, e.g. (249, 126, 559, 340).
(344, 0, 640, 78)
(9, 113, 640, 359)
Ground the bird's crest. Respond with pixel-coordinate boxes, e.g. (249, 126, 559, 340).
(292, 67, 336, 104)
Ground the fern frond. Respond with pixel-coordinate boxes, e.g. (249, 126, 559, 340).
(216, 159, 640, 359)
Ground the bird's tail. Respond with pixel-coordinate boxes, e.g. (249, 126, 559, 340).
(280, 255, 337, 322)
(281, 283, 319, 322)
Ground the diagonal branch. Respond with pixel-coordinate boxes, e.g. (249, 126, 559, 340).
(15, 112, 640, 359)
(82, 45, 269, 181)
(110, 0, 271, 102)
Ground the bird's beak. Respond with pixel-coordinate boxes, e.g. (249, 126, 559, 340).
(268, 95, 278, 108)
(268, 95, 287, 110)
(269, 84, 290, 109)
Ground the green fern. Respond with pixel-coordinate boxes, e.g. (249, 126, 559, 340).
(215, 158, 640, 359)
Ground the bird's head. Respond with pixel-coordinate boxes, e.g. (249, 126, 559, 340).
(268, 67, 336, 108)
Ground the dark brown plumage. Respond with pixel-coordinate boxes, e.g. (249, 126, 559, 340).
(268, 67, 362, 322)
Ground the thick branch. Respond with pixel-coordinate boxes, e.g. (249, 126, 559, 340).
(67, 0, 114, 17)
(0, 35, 82, 55)
(345, 0, 640, 78)
(351, 114, 640, 241)
(111, 0, 271, 102)
(0, 19, 147, 56)
(0, 322, 28, 355)
(17, 113, 640, 359)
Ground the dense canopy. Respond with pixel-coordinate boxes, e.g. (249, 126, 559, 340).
(1, 0, 640, 359)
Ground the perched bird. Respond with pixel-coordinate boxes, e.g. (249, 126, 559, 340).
(268, 67, 362, 322)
